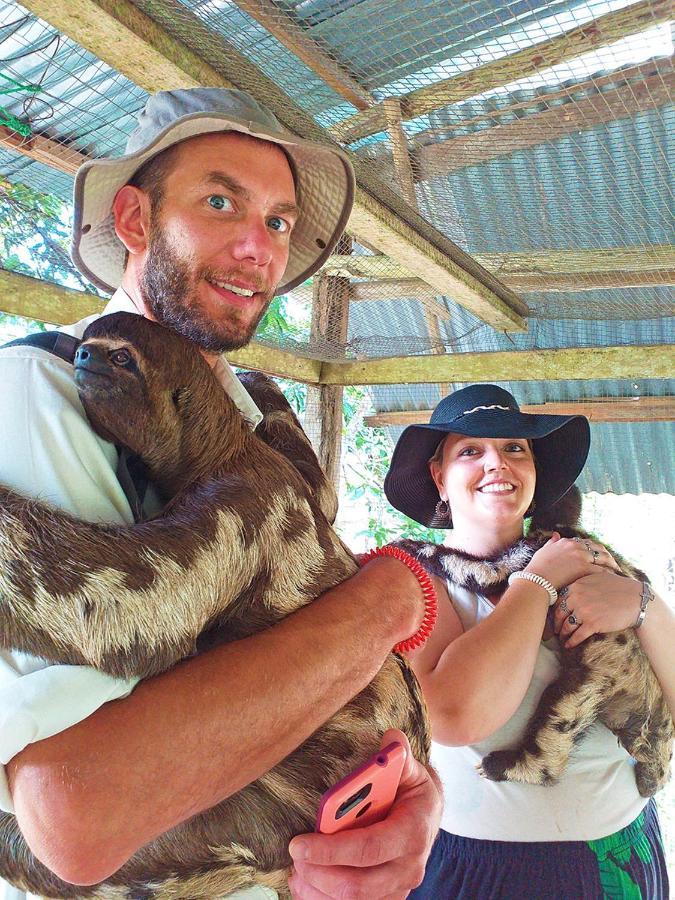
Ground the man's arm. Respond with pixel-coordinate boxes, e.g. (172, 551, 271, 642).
(1, 348, 436, 891)
(9, 558, 424, 885)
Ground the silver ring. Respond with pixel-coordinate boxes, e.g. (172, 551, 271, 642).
(559, 586, 569, 598)
(592, 550, 600, 561)
(568, 613, 582, 627)
(560, 597, 569, 613)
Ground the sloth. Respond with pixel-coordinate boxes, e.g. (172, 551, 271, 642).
(0, 312, 430, 899)
(394, 498, 673, 799)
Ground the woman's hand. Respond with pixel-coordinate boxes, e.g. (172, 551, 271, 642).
(553, 571, 643, 648)
(526, 532, 621, 590)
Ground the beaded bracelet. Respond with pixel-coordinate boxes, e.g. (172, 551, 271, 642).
(360, 546, 438, 654)
(634, 581, 654, 629)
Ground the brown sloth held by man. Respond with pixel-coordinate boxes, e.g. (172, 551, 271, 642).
(0, 312, 430, 900)
(395, 495, 673, 800)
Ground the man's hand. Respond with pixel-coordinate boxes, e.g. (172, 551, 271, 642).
(288, 729, 441, 899)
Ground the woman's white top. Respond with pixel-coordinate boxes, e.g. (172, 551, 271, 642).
(432, 583, 648, 841)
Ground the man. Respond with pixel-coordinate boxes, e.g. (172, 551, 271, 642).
(0, 88, 441, 899)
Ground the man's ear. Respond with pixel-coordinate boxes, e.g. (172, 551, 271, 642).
(113, 185, 151, 256)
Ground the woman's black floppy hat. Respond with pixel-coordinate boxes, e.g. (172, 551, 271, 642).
(384, 384, 590, 529)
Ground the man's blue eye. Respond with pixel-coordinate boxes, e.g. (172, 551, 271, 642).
(208, 195, 232, 210)
(268, 216, 288, 233)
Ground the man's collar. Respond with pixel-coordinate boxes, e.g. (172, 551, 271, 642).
(104, 288, 263, 429)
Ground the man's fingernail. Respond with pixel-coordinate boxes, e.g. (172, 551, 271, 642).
(289, 840, 308, 861)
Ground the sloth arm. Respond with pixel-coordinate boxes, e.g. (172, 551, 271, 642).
(2, 351, 432, 886)
(561, 569, 675, 720)
(9, 558, 423, 885)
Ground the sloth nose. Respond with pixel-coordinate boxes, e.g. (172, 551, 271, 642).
(74, 343, 109, 375)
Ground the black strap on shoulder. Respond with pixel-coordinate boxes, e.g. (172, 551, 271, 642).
(2, 330, 81, 363)
(2, 331, 149, 522)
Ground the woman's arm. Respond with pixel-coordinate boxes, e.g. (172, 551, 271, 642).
(556, 571, 675, 719)
(409, 576, 551, 746)
(409, 533, 619, 746)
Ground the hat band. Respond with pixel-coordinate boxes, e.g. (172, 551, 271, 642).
(456, 404, 514, 419)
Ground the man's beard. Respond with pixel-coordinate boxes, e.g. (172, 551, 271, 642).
(140, 225, 273, 353)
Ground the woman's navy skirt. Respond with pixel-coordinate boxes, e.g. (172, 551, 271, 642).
(409, 800, 669, 899)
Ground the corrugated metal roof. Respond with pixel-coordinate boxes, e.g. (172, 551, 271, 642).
(0, 0, 672, 495)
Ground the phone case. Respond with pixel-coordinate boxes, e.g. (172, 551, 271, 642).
(315, 741, 407, 834)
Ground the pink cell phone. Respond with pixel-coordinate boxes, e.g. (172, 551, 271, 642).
(315, 741, 406, 834)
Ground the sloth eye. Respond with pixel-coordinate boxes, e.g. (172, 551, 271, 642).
(172, 387, 186, 407)
(110, 348, 132, 366)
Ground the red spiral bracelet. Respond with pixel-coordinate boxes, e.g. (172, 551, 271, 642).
(360, 545, 438, 654)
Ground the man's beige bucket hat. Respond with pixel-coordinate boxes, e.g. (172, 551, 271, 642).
(72, 88, 355, 296)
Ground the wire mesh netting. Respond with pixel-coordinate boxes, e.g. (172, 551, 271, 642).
(0, 0, 673, 494)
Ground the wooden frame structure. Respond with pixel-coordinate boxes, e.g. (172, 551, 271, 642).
(1, 0, 672, 489)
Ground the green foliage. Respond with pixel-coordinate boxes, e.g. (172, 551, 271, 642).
(257, 293, 308, 344)
(341, 384, 444, 547)
(0, 178, 100, 293)
(257, 295, 443, 548)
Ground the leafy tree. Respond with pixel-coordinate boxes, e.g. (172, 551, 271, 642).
(0, 178, 101, 293)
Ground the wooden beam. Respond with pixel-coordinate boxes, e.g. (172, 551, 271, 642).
(304, 235, 352, 488)
(348, 189, 528, 330)
(0, 269, 321, 383)
(493, 270, 675, 292)
(290, 280, 451, 320)
(332, 0, 675, 143)
(230, 0, 373, 110)
(416, 70, 675, 179)
(0, 269, 106, 324)
(226, 344, 321, 383)
(321, 248, 675, 294)
(0, 126, 87, 175)
(20, 0, 234, 94)
(408, 57, 674, 148)
(364, 396, 675, 426)
(321, 345, 674, 385)
(18, 0, 528, 335)
(475, 247, 675, 275)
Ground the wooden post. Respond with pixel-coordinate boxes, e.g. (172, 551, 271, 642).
(305, 235, 352, 490)
(382, 97, 448, 398)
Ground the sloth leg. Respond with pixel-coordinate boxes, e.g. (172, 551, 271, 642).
(610, 703, 674, 797)
(480, 669, 604, 785)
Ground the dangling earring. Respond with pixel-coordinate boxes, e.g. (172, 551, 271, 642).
(435, 499, 450, 521)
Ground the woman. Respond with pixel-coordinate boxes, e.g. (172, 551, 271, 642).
(384, 383, 674, 899)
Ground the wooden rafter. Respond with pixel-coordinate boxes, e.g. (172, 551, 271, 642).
(291, 281, 451, 320)
(229, 0, 373, 110)
(407, 57, 674, 149)
(415, 70, 675, 180)
(4, 270, 672, 386)
(319, 247, 675, 295)
(364, 397, 675, 426)
(0, 126, 86, 175)
(321, 345, 674, 385)
(18, 0, 527, 334)
(331, 0, 675, 143)
(0, 270, 321, 382)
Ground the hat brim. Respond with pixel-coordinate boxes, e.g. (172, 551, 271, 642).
(71, 112, 355, 296)
(384, 411, 590, 528)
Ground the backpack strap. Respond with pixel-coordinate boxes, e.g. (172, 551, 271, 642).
(2, 330, 81, 363)
(1, 331, 148, 522)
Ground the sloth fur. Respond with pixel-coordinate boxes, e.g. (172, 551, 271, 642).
(0, 313, 429, 899)
(394, 489, 673, 798)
